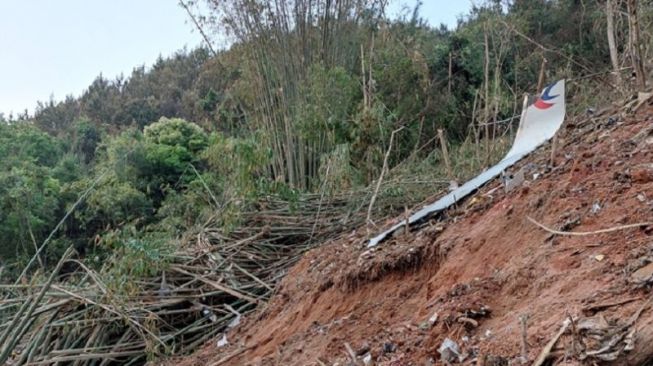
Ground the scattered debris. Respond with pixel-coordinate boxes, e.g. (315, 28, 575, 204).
(428, 312, 439, 326)
(438, 338, 463, 364)
(577, 301, 650, 362)
(362, 352, 373, 366)
(502, 168, 525, 193)
(225, 304, 242, 328)
(217, 334, 229, 348)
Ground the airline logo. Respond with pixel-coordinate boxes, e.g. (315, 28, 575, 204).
(533, 83, 559, 110)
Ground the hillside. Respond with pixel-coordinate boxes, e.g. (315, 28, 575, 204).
(169, 98, 653, 365)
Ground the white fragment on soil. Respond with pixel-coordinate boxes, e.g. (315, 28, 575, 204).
(428, 312, 439, 325)
(225, 304, 242, 328)
(217, 334, 228, 348)
(438, 337, 463, 363)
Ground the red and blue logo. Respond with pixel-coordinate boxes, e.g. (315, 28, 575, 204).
(533, 83, 559, 110)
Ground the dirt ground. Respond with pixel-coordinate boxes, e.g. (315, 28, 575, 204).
(166, 101, 653, 365)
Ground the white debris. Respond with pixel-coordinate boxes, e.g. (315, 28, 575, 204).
(428, 312, 439, 325)
(216, 334, 228, 348)
(438, 337, 463, 363)
(225, 304, 242, 328)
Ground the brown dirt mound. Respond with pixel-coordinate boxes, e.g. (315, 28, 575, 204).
(166, 104, 653, 366)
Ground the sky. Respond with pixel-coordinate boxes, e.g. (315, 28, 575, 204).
(0, 0, 472, 116)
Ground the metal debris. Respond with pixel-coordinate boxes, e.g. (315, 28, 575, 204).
(438, 338, 463, 364)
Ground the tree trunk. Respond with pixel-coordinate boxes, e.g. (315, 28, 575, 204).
(627, 0, 646, 90)
(483, 29, 490, 163)
(448, 51, 453, 96)
(606, 0, 623, 88)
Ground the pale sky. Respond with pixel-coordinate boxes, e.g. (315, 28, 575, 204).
(0, 1, 472, 116)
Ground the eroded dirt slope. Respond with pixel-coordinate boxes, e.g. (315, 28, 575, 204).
(171, 102, 653, 366)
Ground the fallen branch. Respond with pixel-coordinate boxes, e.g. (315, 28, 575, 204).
(367, 126, 405, 235)
(532, 318, 571, 366)
(344, 342, 360, 365)
(527, 216, 651, 236)
(583, 297, 642, 314)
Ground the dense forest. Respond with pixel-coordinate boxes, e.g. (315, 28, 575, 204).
(1, 0, 651, 276)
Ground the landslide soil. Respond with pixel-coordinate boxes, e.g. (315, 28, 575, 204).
(168, 103, 653, 366)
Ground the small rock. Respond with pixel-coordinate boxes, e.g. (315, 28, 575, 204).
(418, 321, 431, 331)
(483, 329, 493, 339)
(595, 254, 605, 262)
(632, 164, 653, 184)
(637, 193, 647, 202)
(631, 262, 653, 284)
(483, 355, 509, 366)
(356, 342, 370, 356)
(449, 180, 460, 191)
(383, 342, 396, 354)
(362, 353, 373, 366)
(503, 169, 525, 193)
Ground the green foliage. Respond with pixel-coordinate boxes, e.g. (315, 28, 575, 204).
(294, 65, 358, 145)
(204, 132, 270, 200)
(0, 123, 64, 168)
(82, 178, 153, 229)
(98, 227, 174, 294)
(80, 118, 209, 237)
(72, 119, 101, 164)
(144, 117, 208, 153)
(0, 124, 70, 264)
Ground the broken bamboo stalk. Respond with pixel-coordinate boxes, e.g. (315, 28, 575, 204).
(438, 129, 454, 181)
(532, 318, 570, 366)
(527, 216, 651, 236)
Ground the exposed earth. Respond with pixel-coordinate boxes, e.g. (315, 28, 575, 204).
(166, 98, 653, 365)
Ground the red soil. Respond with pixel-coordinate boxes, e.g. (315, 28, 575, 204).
(168, 103, 653, 366)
